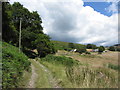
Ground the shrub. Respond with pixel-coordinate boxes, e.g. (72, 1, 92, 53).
(109, 46, 115, 51)
(98, 46, 105, 53)
(41, 55, 79, 67)
(85, 51, 91, 54)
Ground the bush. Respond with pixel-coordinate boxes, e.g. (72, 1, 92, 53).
(41, 55, 79, 67)
(109, 46, 115, 51)
(98, 46, 105, 54)
(34, 34, 56, 57)
(2, 42, 31, 88)
(85, 51, 91, 54)
(75, 45, 86, 54)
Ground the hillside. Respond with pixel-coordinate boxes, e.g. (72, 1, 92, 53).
(2, 41, 31, 88)
(51, 40, 86, 50)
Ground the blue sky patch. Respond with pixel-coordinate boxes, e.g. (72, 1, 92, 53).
(83, 2, 113, 16)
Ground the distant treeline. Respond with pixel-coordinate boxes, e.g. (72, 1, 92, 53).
(52, 41, 106, 54)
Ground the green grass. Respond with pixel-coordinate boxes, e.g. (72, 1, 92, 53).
(51, 40, 86, 50)
(30, 59, 52, 88)
(38, 54, 118, 88)
(40, 54, 79, 67)
(2, 41, 31, 88)
(18, 70, 32, 88)
(38, 55, 80, 88)
(51, 40, 69, 50)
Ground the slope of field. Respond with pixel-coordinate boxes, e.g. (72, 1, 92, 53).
(51, 40, 86, 50)
(2, 42, 31, 88)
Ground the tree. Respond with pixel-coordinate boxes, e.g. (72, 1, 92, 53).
(2, 2, 17, 44)
(2, 2, 56, 57)
(86, 44, 97, 49)
(34, 34, 56, 57)
(68, 43, 75, 49)
(75, 44, 86, 54)
(109, 46, 115, 51)
(98, 46, 105, 54)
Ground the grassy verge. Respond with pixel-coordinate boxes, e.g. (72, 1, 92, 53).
(18, 70, 32, 88)
(38, 54, 118, 88)
(38, 55, 80, 88)
(39, 61, 73, 88)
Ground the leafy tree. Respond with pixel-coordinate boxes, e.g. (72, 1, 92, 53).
(34, 34, 56, 57)
(86, 44, 92, 49)
(86, 44, 97, 49)
(2, 2, 17, 44)
(68, 43, 75, 49)
(98, 46, 105, 54)
(75, 44, 86, 54)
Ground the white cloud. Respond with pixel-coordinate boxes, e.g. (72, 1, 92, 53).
(9, 0, 118, 46)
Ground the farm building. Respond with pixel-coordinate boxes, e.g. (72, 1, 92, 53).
(86, 49, 93, 52)
(70, 49, 77, 52)
(86, 49, 99, 52)
(93, 49, 99, 52)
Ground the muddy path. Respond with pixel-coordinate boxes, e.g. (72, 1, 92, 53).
(28, 59, 60, 88)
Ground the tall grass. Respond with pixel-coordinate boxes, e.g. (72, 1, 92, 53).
(66, 66, 118, 88)
(39, 55, 79, 87)
(39, 54, 118, 88)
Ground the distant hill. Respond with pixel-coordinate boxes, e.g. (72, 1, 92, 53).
(51, 40, 86, 50)
(114, 44, 120, 46)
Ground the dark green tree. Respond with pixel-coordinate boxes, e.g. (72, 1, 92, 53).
(68, 43, 75, 49)
(109, 46, 115, 51)
(34, 34, 56, 57)
(2, 2, 17, 44)
(98, 46, 105, 54)
(86, 44, 97, 49)
(75, 44, 86, 54)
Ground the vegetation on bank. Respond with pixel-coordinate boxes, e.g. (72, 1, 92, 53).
(2, 42, 31, 88)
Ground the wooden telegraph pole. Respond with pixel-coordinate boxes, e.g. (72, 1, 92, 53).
(19, 18, 21, 52)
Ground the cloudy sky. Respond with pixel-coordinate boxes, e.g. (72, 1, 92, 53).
(10, 0, 119, 46)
